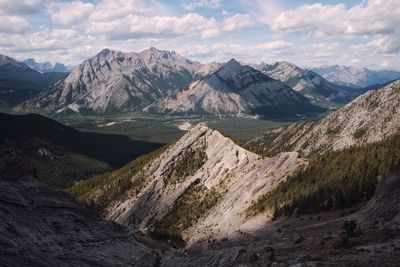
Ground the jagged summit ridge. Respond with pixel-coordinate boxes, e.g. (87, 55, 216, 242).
(252, 61, 357, 108)
(216, 58, 242, 80)
(20, 47, 217, 113)
(146, 59, 322, 118)
(106, 123, 305, 243)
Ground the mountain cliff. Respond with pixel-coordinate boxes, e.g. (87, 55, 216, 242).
(20, 48, 216, 114)
(146, 59, 323, 119)
(247, 79, 400, 156)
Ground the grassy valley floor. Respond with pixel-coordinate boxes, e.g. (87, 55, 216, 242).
(64, 115, 292, 144)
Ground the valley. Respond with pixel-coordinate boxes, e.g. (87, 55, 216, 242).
(65, 115, 292, 144)
(1, 43, 400, 266)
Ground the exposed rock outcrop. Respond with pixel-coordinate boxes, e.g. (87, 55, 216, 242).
(146, 59, 322, 119)
(19, 48, 217, 114)
(252, 61, 357, 108)
(106, 123, 306, 244)
(358, 174, 400, 230)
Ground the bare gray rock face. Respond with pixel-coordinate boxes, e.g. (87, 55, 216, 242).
(0, 148, 159, 266)
(358, 174, 400, 230)
(146, 59, 322, 119)
(252, 61, 355, 108)
(248, 80, 400, 156)
(20, 47, 216, 114)
(106, 123, 306, 244)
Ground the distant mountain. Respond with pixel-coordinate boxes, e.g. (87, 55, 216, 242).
(20, 47, 217, 114)
(0, 54, 67, 110)
(252, 61, 358, 109)
(146, 59, 323, 119)
(247, 79, 400, 156)
(312, 65, 400, 87)
(22, 58, 69, 73)
(0, 54, 39, 79)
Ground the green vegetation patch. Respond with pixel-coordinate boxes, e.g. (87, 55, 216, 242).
(163, 146, 207, 185)
(32, 152, 111, 188)
(353, 127, 367, 139)
(149, 182, 221, 246)
(246, 134, 400, 217)
(68, 145, 168, 216)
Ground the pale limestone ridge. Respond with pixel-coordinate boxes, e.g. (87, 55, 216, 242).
(22, 48, 217, 113)
(145, 59, 320, 118)
(252, 61, 354, 108)
(106, 123, 305, 244)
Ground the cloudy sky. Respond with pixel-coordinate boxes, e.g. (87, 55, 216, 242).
(0, 0, 399, 70)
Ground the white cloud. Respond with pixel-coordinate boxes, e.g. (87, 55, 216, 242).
(222, 14, 254, 32)
(0, 0, 44, 14)
(268, 0, 400, 38)
(351, 34, 400, 54)
(86, 12, 255, 40)
(177, 40, 293, 62)
(0, 13, 30, 33)
(182, 0, 221, 11)
(255, 40, 292, 50)
(89, 0, 164, 23)
(48, 1, 94, 26)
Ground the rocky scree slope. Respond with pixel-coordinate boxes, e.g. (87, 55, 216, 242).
(253, 61, 358, 108)
(160, 173, 400, 266)
(19, 48, 216, 114)
(0, 147, 159, 267)
(146, 59, 322, 119)
(105, 123, 306, 244)
(247, 80, 400, 156)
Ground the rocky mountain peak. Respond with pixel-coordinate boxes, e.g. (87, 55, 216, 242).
(106, 123, 305, 243)
(276, 61, 299, 70)
(216, 58, 242, 80)
(0, 54, 26, 68)
(98, 48, 113, 56)
(20, 48, 213, 114)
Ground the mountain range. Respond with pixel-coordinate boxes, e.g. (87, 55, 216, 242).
(2, 73, 400, 265)
(64, 79, 400, 265)
(252, 61, 364, 108)
(19, 48, 218, 114)
(22, 58, 72, 73)
(3, 47, 399, 119)
(312, 65, 400, 88)
(146, 58, 323, 119)
(0, 54, 68, 110)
